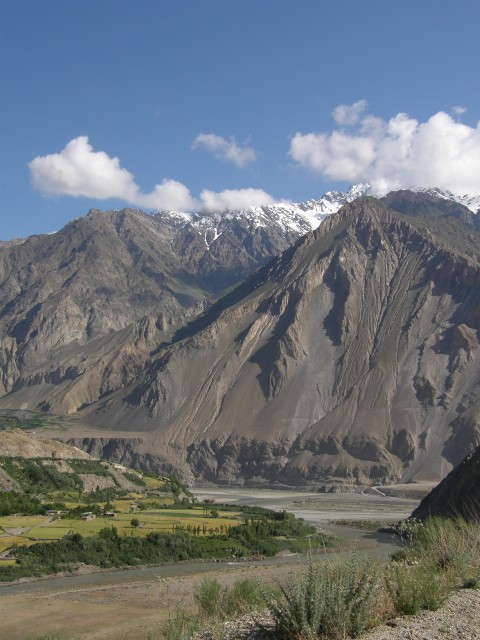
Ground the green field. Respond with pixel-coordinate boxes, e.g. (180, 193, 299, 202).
(0, 506, 241, 550)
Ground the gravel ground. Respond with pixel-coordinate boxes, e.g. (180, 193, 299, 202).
(364, 589, 480, 640)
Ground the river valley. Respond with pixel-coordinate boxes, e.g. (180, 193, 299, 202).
(0, 486, 422, 640)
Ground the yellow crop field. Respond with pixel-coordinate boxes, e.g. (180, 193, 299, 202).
(0, 515, 48, 529)
(0, 558, 17, 566)
(142, 477, 169, 489)
(0, 536, 28, 553)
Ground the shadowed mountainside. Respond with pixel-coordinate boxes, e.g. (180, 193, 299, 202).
(411, 444, 480, 520)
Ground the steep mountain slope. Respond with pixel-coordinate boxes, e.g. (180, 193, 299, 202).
(411, 445, 480, 520)
(0, 186, 371, 414)
(64, 195, 480, 486)
(0, 209, 204, 410)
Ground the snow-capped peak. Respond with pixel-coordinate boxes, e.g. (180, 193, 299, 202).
(183, 184, 372, 241)
(410, 187, 480, 213)
(152, 183, 478, 246)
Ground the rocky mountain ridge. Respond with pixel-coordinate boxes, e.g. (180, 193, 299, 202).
(1, 189, 479, 486)
(0, 184, 373, 413)
(64, 194, 480, 486)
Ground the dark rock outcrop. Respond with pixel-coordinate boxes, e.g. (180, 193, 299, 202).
(411, 445, 480, 520)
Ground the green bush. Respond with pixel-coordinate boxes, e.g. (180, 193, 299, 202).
(162, 607, 200, 640)
(0, 490, 44, 515)
(394, 516, 480, 590)
(386, 560, 453, 615)
(265, 555, 379, 639)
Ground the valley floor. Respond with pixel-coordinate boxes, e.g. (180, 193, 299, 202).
(0, 487, 420, 640)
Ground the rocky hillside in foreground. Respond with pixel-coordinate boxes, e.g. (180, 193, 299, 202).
(57, 193, 480, 486)
(411, 444, 480, 520)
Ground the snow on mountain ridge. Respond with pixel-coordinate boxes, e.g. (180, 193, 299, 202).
(177, 183, 371, 241)
(153, 184, 478, 245)
(411, 187, 480, 213)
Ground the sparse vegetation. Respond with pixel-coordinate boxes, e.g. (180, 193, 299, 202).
(265, 555, 379, 639)
(386, 559, 453, 615)
(160, 516, 480, 639)
(391, 516, 480, 592)
(163, 577, 267, 640)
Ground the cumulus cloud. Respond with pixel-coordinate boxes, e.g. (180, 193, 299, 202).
(29, 136, 276, 213)
(29, 136, 139, 201)
(192, 133, 257, 167)
(290, 104, 480, 196)
(29, 136, 199, 211)
(136, 179, 198, 211)
(199, 188, 275, 211)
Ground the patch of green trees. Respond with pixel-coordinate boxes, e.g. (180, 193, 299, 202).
(0, 508, 327, 582)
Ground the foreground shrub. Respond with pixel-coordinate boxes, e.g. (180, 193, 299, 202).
(395, 516, 480, 590)
(194, 576, 265, 620)
(264, 555, 379, 639)
(162, 608, 200, 640)
(162, 576, 266, 639)
(386, 560, 454, 615)
(194, 577, 223, 618)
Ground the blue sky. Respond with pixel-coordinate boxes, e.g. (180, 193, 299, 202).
(1, 0, 479, 240)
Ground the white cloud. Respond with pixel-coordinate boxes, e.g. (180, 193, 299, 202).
(29, 137, 199, 211)
(290, 103, 480, 196)
(332, 99, 368, 126)
(136, 179, 198, 211)
(192, 133, 257, 167)
(199, 188, 275, 211)
(29, 137, 276, 213)
(29, 136, 139, 201)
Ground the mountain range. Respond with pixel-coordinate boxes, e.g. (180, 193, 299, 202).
(0, 186, 479, 487)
